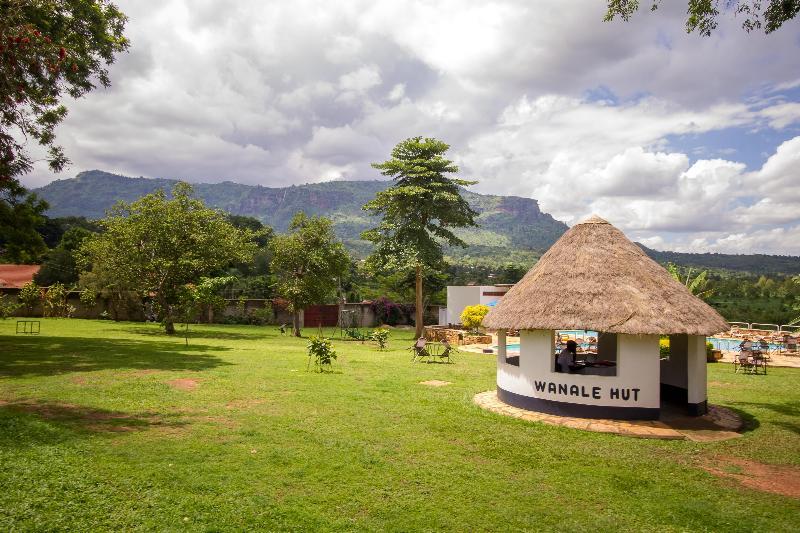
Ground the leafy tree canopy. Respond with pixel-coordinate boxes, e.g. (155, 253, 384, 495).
(668, 262, 714, 300)
(363, 137, 478, 273)
(0, 178, 47, 262)
(269, 212, 350, 336)
(605, 0, 799, 35)
(35, 225, 94, 285)
(1, 0, 129, 181)
(362, 136, 478, 336)
(78, 182, 258, 333)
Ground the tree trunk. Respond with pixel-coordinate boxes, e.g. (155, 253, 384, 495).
(415, 264, 424, 339)
(165, 317, 176, 335)
(292, 310, 301, 337)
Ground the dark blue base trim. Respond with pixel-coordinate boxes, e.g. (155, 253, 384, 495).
(497, 386, 660, 421)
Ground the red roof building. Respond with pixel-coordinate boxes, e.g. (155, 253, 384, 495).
(0, 264, 41, 289)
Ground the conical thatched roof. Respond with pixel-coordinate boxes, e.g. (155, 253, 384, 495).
(483, 215, 729, 335)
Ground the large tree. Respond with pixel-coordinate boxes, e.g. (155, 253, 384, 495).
(269, 212, 350, 337)
(605, 1, 799, 35)
(35, 225, 94, 285)
(1, 0, 129, 180)
(1, 0, 128, 262)
(0, 178, 47, 262)
(363, 137, 478, 338)
(79, 183, 257, 334)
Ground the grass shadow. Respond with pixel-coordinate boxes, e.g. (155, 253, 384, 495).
(0, 400, 188, 447)
(722, 405, 761, 433)
(0, 336, 232, 377)
(728, 401, 800, 433)
(116, 325, 271, 341)
(729, 400, 800, 418)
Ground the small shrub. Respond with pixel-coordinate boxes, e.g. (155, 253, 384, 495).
(18, 281, 41, 313)
(371, 328, 389, 350)
(461, 304, 490, 332)
(659, 337, 670, 358)
(79, 288, 97, 308)
(706, 342, 714, 359)
(0, 295, 21, 319)
(370, 297, 403, 326)
(249, 302, 274, 326)
(307, 336, 337, 372)
(43, 282, 69, 318)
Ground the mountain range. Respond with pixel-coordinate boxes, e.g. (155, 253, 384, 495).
(35, 170, 800, 274)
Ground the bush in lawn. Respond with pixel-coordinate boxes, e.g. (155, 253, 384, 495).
(371, 328, 389, 350)
(370, 296, 404, 326)
(0, 295, 21, 319)
(18, 281, 41, 314)
(307, 336, 337, 372)
(43, 282, 70, 318)
(460, 304, 490, 333)
(659, 336, 670, 358)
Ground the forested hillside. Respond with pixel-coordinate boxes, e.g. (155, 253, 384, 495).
(35, 170, 800, 274)
(36, 170, 567, 259)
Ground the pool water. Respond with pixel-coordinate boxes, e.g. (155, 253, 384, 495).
(707, 337, 782, 352)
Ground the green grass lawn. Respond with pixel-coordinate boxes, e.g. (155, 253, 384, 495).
(1, 319, 798, 531)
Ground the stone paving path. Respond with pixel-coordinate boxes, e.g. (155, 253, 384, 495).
(474, 390, 743, 441)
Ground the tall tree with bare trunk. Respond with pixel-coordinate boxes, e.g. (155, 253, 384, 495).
(363, 137, 478, 339)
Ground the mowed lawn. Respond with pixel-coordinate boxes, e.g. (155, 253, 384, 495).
(1, 320, 798, 531)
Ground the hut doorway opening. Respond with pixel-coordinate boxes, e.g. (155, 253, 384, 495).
(659, 334, 708, 416)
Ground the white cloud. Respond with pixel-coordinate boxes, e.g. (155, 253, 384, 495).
(17, 0, 800, 254)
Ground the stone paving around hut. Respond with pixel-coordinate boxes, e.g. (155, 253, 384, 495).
(474, 390, 743, 442)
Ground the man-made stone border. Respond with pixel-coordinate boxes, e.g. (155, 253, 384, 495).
(474, 390, 743, 441)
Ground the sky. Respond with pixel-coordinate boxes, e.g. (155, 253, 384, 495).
(21, 0, 800, 255)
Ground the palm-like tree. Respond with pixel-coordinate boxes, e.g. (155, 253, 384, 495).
(667, 263, 714, 301)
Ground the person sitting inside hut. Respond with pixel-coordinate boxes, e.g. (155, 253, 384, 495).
(556, 340, 577, 373)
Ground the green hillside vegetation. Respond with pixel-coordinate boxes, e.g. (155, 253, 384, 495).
(35, 170, 567, 260)
(36, 170, 800, 276)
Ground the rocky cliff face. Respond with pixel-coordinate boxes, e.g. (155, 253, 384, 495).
(36, 170, 569, 257)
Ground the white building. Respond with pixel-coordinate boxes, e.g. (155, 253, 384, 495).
(443, 284, 512, 325)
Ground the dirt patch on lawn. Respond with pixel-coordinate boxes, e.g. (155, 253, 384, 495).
(708, 381, 738, 388)
(168, 378, 200, 391)
(699, 455, 800, 499)
(420, 380, 452, 387)
(225, 398, 266, 410)
(0, 399, 184, 433)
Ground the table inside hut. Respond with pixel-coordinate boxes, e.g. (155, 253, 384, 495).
(555, 348, 618, 376)
(568, 357, 617, 376)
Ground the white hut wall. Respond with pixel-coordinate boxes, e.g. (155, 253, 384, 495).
(686, 335, 708, 415)
(661, 334, 708, 415)
(498, 330, 661, 419)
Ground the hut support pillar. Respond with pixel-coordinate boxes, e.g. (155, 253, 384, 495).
(496, 329, 507, 364)
(686, 335, 708, 415)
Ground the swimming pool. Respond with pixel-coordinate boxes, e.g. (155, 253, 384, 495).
(707, 337, 782, 352)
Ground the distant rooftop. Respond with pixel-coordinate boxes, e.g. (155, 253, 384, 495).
(0, 264, 40, 289)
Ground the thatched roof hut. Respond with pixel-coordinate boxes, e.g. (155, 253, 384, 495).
(484, 215, 728, 336)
